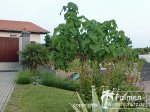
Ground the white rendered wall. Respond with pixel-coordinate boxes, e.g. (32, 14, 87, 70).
(0, 32, 41, 43)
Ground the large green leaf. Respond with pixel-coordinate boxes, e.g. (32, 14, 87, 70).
(90, 44, 98, 53)
(105, 47, 110, 53)
(82, 39, 90, 48)
(92, 86, 102, 112)
(88, 32, 97, 43)
(76, 92, 88, 112)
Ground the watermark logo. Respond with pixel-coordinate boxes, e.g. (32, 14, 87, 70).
(71, 86, 148, 111)
(101, 88, 147, 109)
(101, 89, 114, 109)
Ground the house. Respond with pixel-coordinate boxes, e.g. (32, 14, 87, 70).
(0, 20, 49, 62)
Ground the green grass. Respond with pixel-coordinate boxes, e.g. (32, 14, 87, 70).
(4, 85, 77, 112)
(16, 69, 32, 84)
(40, 71, 80, 91)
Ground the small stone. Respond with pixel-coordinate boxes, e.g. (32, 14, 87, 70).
(32, 82, 37, 85)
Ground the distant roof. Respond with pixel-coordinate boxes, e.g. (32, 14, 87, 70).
(0, 20, 49, 34)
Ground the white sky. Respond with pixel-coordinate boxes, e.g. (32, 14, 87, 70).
(0, 0, 150, 48)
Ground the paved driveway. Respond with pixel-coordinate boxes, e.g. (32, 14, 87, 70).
(0, 72, 16, 112)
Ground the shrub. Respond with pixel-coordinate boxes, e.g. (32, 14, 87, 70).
(79, 62, 143, 104)
(16, 69, 32, 84)
(44, 34, 52, 47)
(40, 71, 79, 91)
(20, 43, 49, 70)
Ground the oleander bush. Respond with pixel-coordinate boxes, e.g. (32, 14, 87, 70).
(79, 61, 143, 104)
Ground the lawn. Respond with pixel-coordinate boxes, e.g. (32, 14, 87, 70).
(4, 85, 77, 112)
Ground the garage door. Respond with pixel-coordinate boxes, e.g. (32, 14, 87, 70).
(0, 37, 19, 62)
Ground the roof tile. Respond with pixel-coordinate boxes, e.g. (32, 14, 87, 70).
(0, 20, 49, 34)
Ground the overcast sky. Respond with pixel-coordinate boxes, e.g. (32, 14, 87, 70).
(0, 0, 150, 48)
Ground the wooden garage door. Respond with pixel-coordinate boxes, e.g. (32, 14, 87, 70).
(0, 37, 19, 62)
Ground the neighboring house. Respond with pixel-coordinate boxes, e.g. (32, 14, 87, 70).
(0, 20, 49, 62)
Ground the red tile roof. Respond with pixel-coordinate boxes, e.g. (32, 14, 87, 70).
(0, 20, 49, 34)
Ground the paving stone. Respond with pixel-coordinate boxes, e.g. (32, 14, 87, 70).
(0, 105, 2, 111)
(0, 72, 16, 112)
(141, 63, 150, 81)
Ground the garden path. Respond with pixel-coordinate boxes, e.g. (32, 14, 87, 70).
(138, 63, 150, 107)
(0, 72, 16, 112)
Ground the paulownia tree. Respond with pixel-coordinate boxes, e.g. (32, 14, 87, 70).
(51, 2, 133, 72)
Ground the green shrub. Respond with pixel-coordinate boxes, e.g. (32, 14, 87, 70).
(40, 71, 79, 91)
(79, 62, 143, 104)
(16, 70, 32, 84)
(20, 43, 49, 70)
(44, 34, 52, 47)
